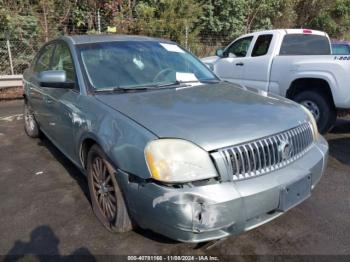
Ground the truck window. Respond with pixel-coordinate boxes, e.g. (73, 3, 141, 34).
(280, 34, 331, 55)
(252, 35, 273, 57)
(332, 44, 350, 55)
(225, 36, 253, 57)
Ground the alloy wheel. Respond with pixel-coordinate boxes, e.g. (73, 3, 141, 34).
(24, 106, 35, 132)
(91, 156, 117, 221)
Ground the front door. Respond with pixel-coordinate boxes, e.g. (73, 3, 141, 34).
(44, 41, 81, 160)
(29, 43, 56, 134)
(214, 36, 253, 85)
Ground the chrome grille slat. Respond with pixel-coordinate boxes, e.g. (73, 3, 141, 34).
(253, 142, 262, 172)
(268, 137, 276, 166)
(217, 123, 314, 181)
(237, 147, 245, 175)
(248, 143, 256, 174)
(243, 145, 251, 175)
(259, 140, 266, 171)
(272, 136, 280, 163)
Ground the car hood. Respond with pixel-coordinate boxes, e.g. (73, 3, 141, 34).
(201, 56, 221, 65)
(96, 83, 308, 151)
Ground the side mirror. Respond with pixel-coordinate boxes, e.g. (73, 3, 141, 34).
(38, 70, 74, 89)
(215, 48, 225, 58)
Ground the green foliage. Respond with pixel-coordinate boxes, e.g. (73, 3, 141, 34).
(197, 0, 294, 42)
(302, 0, 350, 39)
(2, 0, 350, 42)
(2, 0, 350, 74)
(110, 0, 202, 47)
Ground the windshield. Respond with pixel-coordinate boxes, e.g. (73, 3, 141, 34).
(78, 41, 218, 90)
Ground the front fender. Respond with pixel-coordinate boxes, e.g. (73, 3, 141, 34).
(77, 96, 157, 179)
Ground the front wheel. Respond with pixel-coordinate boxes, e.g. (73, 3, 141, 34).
(293, 91, 336, 134)
(87, 145, 133, 233)
(24, 102, 40, 138)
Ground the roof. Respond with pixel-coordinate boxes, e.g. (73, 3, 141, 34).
(60, 34, 173, 45)
(331, 40, 350, 45)
(242, 28, 327, 37)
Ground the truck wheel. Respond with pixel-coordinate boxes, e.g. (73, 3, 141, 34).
(87, 144, 133, 233)
(293, 91, 336, 134)
(24, 102, 40, 138)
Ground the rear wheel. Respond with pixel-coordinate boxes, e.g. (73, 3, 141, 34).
(293, 91, 336, 134)
(87, 144, 133, 233)
(24, 102, 40, 138)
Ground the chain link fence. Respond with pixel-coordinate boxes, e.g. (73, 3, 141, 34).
(0, 40, 38, 75)
(0, 35, 230, 75)
(0, 8, 234, 76)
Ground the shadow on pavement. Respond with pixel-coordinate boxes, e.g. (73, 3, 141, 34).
(330, 118, 350, 134)
(3, 225, 96, 261)
(328, 137, 350, 166)
(37, 136, 91, 203)
(328, 118, 350, 166)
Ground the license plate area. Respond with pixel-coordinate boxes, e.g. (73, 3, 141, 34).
(278, 175, 312, 212)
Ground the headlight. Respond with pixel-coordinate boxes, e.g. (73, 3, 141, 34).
(144, 139, 218, 183)
(301, 105, 319, 140)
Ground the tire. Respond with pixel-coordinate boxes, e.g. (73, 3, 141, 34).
(87, 144, 133, 233)
(293, 91, 336, 134)
(24, 102, 40, 138)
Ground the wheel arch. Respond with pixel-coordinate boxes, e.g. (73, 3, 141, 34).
(286, 78, 335, 109)
(79, 134, 102, 170)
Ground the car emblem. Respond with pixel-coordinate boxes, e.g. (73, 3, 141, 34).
(279, 139, 292, 161)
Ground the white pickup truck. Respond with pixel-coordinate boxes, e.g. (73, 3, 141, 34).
(202, 29, 350, 133)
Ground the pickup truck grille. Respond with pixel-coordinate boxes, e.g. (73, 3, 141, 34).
(217, 123, 314, 181)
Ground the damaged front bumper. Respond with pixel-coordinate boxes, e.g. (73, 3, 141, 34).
(122, 136, 328, 243)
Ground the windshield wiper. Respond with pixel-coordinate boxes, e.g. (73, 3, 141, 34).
(157, 79, 221, 88)
(93, 79, 221, 93)
(156, 80, 189, 88)
(93, 86, 154, 93)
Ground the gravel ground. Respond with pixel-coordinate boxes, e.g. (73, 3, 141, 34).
(1, 99, 350, 259)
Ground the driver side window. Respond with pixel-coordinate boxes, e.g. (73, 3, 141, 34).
(33, 44, 55, 73)
(226, 36, 253, 57)
(51, 42, 76, 85)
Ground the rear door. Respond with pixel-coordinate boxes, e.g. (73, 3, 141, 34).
(243, 34, 274, 91)
(214, 36, 253, 85)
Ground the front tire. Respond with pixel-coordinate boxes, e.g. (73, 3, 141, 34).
(293, 91, 336, 134)
(87, 145, 133, 233)
(24, 102, 40, 138)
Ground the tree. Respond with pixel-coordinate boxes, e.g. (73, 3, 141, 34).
(296, 0, 350, 39)
(197, 0, 297, 43)
(109, 0, 203, 46)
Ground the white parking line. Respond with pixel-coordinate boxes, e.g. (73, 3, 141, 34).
(0, 114, 23, 122)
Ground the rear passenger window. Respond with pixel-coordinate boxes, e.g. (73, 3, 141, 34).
(252, 35, 273, 57)
(280, 34, 331, 55)
(33, 44, 55, 73)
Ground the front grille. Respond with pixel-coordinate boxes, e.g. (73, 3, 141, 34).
(217, 123, 314, 181)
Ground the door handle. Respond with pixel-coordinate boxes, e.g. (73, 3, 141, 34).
(235, 62, 244, 66)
